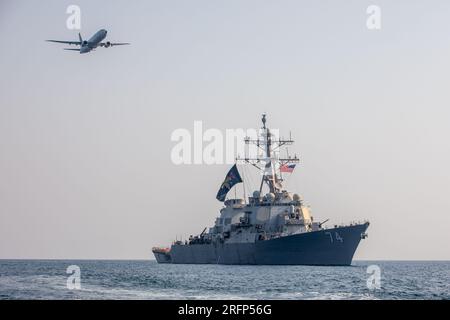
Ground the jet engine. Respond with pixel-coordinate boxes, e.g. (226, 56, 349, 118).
(104, 41, 111, 48)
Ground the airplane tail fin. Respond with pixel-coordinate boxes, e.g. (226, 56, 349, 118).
(78, 33, 82, 43)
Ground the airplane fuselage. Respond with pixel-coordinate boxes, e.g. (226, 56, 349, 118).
(81, 29, 107, 54)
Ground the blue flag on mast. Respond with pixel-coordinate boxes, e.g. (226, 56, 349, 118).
(216, 164, 243, 202)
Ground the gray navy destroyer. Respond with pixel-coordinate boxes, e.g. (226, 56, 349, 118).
(153, 115, 369, 265)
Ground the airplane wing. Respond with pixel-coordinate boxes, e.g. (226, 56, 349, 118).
(63, 48, 80, 51)
(99, 42, 130, 47)
(46, 40, 81, 45)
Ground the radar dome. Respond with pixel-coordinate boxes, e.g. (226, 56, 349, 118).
(293, 194, 303, 202)
(266, 193, 275, 202)
(253, 191, 260, 198)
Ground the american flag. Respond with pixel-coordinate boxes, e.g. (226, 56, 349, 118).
(280, 164, 296, 173)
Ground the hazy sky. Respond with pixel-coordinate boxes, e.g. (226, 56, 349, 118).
(1, 0, 449, 260)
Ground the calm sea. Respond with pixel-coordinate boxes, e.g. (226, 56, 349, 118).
(0, 260, 448, 300)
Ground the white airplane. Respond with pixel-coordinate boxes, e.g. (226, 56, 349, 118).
(46, 29, 129, 54)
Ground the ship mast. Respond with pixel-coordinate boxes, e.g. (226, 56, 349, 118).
(237, 114, 299, 194)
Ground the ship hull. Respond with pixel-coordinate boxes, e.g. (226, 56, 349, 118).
(153, 251, 172, 263)
(166, 223, 369, 266)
